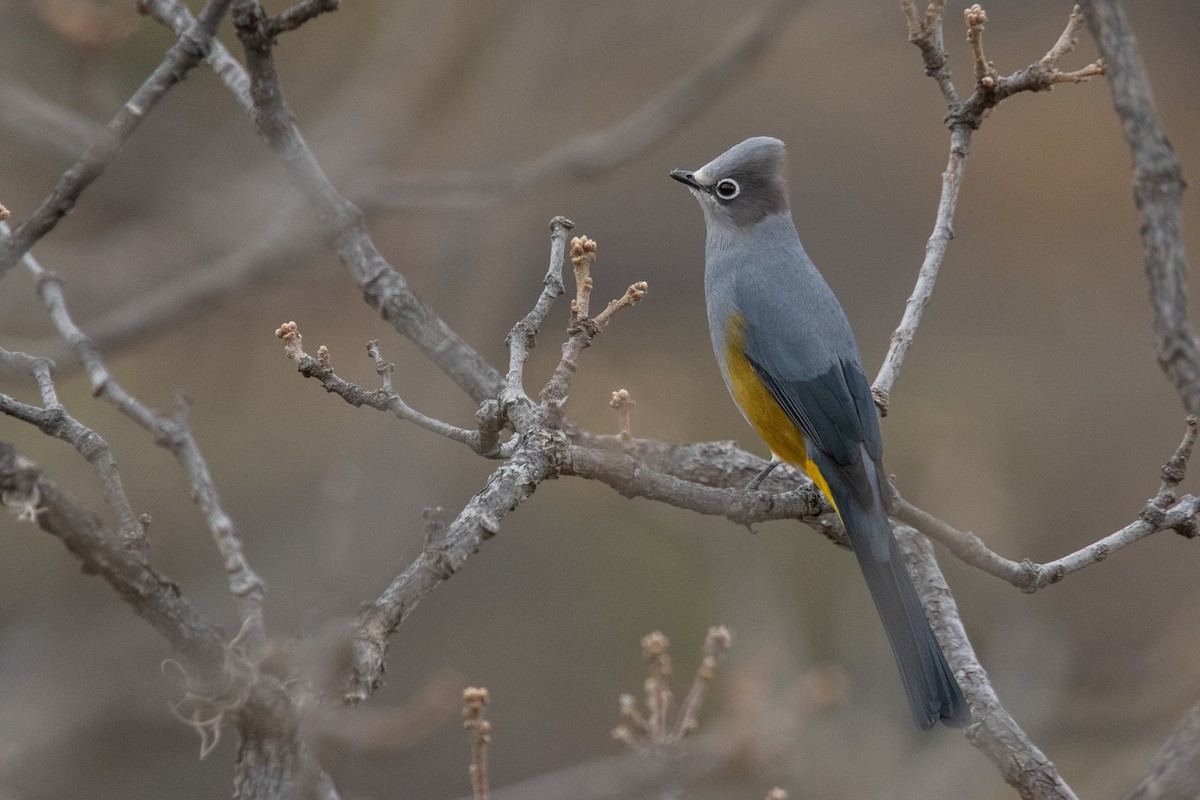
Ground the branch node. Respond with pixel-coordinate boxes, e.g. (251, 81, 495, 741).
(870, 385, 890, 418)
(1139, 500, 1167, 527)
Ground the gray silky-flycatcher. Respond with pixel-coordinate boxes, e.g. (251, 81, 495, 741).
(671, 136, 969, 730)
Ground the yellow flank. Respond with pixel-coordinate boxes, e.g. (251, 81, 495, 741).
(725, 313, 840, 517)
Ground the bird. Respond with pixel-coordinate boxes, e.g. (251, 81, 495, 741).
(670, 136, 969, 730)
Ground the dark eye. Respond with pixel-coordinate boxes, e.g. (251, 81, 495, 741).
(715, 178, 740, 200)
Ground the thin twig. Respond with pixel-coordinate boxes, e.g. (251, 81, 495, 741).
(676, 626, 733, 738)
(228, 0, 504, 405)
(274, 322, 491, 453)
(137, 0, 253, 112)
(874, 3, 1104, 412)
(540, 236, 648, 409)
(14, 223, 267, 645)
(502, 217, 575, 429)
(613, 627, 732, 761)
(899, 0, 957, 104)
(266, 0, 339, 36)
(965, 5, 996, 87)
(463, 687, 491, 800)
(894, 417, 1200, 592)
(0, 0, 234, 279)
(872, 124, 970, 414)
(0, 344, 143, 547)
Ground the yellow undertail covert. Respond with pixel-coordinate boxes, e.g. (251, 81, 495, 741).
(725, 311, 840, 517)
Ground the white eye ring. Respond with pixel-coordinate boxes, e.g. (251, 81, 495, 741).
(715, 178, 740, 200)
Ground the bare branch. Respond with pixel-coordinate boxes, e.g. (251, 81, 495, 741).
(613, 626, 732, 777)
(0, 345, 144, 547)
(872, 124, 970, 414)
(1081, 0, 1198, 413)
(964, 5, 996, 88)
(502, 217, 575, 427)
(979, 5, 1104, 101)
(463, 687, 491, 800)
(570, 236, 598, 320)
(875, 3, 1104, 412)
(896, 527, 1079, 800)
(898, 0, 957, 103)
(0, 444, 227, 672)
(565, 442, 837, 540)
(540, 238, 648, 409)
(11, 224, 267, 644)
(0, 0, 235, 280)
(137, 0, 253, 111)
(266, 0, 339, 36)
(91, 0, 800, 373)
(1125, 700, 1200, 800)
(676, 626, 733, 738)
(346, 438, 557, 701)
(227, 0, 504, 405)
(894, 417, 1199, 591)
(593, 282, 648, 331)
(274, 322, 490, 452)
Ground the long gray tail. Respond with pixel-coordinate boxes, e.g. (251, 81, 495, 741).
(838, 489, 970, 730)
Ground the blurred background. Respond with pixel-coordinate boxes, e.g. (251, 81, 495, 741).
(1, 0, 1199, 797)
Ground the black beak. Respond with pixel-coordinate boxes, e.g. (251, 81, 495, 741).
(669, 169, 701, 190)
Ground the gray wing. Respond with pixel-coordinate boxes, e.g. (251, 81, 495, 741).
(740, 320, 883, 508)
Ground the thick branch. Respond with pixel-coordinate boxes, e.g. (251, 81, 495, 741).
(1125, 701, 1200, 800)
(0, 444, 227, 672)
(897, 528, 1079, 800)
(875, 4, 1103, 411)
(228, 0, 503, 405)
(566, 444, 837, 541)
(1081, 0, 1198, 414)
(345, 433, 561, 701)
